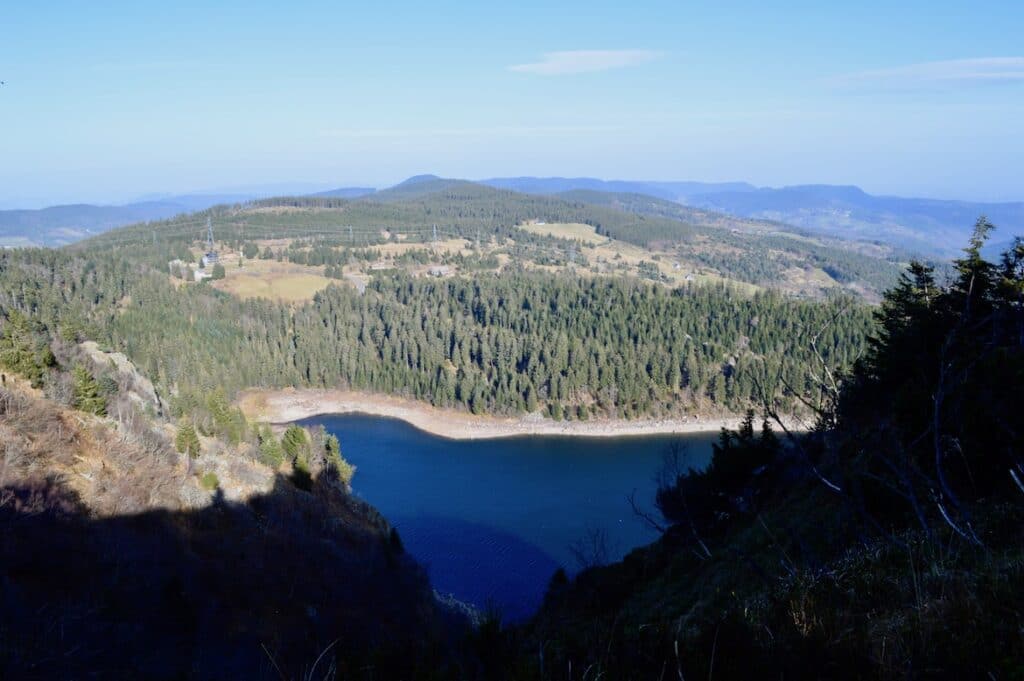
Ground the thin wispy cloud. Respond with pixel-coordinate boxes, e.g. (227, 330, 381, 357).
(834, 57, 1024, 88)
(320, 124, 621, 139)
(508, 50, 661, 75)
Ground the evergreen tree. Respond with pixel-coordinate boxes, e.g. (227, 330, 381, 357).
(72, 365, 107, 415)
(257, 425, 284, 468)
(175, 422, 201, 458)
(282, 425, 309, 460)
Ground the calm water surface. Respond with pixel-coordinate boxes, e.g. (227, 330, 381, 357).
(300, 413, 716, 620)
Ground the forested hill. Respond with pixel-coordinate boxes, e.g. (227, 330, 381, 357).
(0, 245, 874, 422)
(0, 177, 904, 424)
(481, 176, 1024, 257)
(83, 177, 907, 296)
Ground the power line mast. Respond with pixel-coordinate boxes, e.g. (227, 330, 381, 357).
(206, 216, 215, 253)
(202, 216, 219, 269)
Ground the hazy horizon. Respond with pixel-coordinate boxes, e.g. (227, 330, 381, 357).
(4, 171, 1024, 211)
(2, 0, 1022, 207)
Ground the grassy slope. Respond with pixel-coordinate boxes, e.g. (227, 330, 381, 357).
(85, 180, 905, 299)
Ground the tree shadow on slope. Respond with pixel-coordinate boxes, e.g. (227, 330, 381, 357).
(0, 473, 468, 680)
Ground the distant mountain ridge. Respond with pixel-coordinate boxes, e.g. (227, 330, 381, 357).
(0, 189, 374, 247)
(481, 176, 757, 201)
(307, 187, 376, 199)
(683, 184, 1024, 256)
(5, 174, 1022, 254)
(484, 177, 1024, 256)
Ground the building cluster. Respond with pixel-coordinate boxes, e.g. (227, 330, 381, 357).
(167, 259, 213, 282)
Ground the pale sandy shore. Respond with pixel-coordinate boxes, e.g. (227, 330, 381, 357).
(236, 388, 799, 440)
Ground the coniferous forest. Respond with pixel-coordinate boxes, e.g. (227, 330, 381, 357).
(3, 1, 1022, 676)
(490, 220, 1024, 679)
(0, 236, 875, 422)
(2, 202, 1022, 677)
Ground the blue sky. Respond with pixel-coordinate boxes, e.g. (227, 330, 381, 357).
(1, 0, 1022, 206)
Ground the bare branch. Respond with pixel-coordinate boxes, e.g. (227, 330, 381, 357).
(628, 489, 666, 534)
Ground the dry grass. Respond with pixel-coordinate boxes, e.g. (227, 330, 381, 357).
(516, 221, 761, 291)
(235, 390, 270, 420)
(212, 256, 335, 303)
(0, 383, 183, 514)
(519, 222, 607, 245)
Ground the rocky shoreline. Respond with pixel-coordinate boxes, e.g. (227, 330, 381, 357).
(235, 388, 794, 440)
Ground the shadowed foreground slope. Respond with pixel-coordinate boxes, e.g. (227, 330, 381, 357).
(0, 385, 464, 679)
(0, 473, 462, 679)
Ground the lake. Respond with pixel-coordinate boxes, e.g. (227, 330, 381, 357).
(299, 413, 717, 621)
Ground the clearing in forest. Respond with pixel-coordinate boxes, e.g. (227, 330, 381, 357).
(211, 256, 334, 302)
(518, 222, 607, 246)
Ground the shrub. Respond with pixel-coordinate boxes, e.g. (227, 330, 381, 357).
(200, 471, 219, 490)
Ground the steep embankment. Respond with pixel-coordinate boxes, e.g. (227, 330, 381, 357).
(0, 376, 462, 678)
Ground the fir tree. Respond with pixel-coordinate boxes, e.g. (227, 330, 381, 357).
(175, 422, 201, 458)
(72, 365, 107, 415)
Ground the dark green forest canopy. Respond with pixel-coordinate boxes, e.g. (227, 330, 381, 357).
(0, 245, 874, 419)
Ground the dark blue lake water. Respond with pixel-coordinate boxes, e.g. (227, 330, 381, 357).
(299, 413, 716, 621)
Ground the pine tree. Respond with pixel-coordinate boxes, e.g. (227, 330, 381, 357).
(72, 365, 107, 415)
(257, 425, 284, 468)
(282, 425, 309, 460)
(323, 432, 355, 485)
(175, 422, 201, 458)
